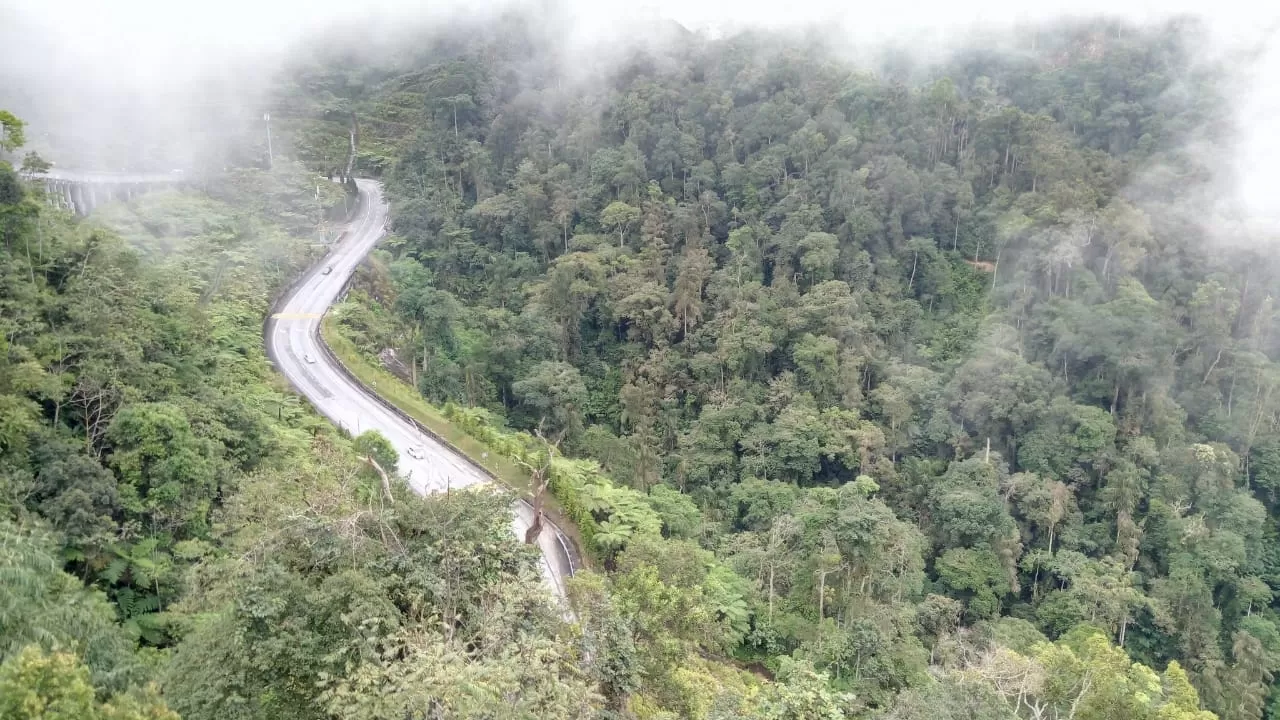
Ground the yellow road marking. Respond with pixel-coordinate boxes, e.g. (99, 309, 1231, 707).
(271, 312, 322, 319)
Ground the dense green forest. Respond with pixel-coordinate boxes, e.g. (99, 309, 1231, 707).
(282, 10, 1280, 720)
(5, 8, 1280, 720)
(2, 115, 877, 717)
(0, 129, 597, 717)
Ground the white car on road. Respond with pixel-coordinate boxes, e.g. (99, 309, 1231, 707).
(407, 446, 425, 460)
(304, 353, 317, 364)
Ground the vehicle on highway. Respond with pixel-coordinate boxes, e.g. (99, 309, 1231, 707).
(304, 353, 317, 364)
(407, 446, 425, 460)
(322, 265, 333, 275)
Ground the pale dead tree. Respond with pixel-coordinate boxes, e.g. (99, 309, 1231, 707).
(964, 648, 1052, 720)
(813, 531, 847, 653)
(515, 421, 564, 546)
(883, 531, 921, 605)
(362, 455, 395, 504)
(1036, 215, 1096, 298)
(68, 375, 120, 458)
(1169, 498, 1193, 518)
(965, 646, 1094, 720)
(326, 458, 409, 561)
(762, 514, 801, 622)
(238, 447, 403, 566)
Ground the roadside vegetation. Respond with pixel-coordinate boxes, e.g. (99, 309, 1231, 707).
(283, 11, 1280, 720)
(321, 303, 538, 495)
(4, 8, 1280, 719)
(0, 131, 587, 717)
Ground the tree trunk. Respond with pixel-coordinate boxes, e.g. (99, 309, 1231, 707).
(1202, 347, 1223, 385)
(816, 570, 827, 651)
(363, 456, 395, 503)
(767, 564, 775, 621)
(525, 510, 545, 545)
(526, 467, 548, 545)
(1223, 368, 1233, 415)
(991, 249, 1001, 293)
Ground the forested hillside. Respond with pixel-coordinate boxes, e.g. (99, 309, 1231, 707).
(282, 12, 1280, 720)
(5, 104, 879, 718)
(5, 8, 1280, 720)
(0, 126, 595, 718)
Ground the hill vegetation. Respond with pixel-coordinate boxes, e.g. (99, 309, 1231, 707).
(283, 12, 1280, 720)
(3, 9, 1280, 719)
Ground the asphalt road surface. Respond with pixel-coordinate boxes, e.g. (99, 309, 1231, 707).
(267, 179, 575, 598)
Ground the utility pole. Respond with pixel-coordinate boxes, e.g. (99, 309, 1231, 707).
(264, 113, 273, 169)
(316, 184, 327, 242)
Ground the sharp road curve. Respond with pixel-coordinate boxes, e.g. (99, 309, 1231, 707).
(266, 179, 575, 598)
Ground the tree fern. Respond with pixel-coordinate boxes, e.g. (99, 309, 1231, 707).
(0, 520, 141, 690)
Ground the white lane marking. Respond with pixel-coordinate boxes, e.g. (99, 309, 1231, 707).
(273, 184, 570, 591)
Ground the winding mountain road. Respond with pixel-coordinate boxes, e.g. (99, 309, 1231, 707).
(265, 179, 576, 598)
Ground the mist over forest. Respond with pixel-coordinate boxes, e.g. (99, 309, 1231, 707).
(4, 1, 1280, 718)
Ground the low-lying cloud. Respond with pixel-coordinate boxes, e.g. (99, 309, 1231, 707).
(1, 0, 1277, 232)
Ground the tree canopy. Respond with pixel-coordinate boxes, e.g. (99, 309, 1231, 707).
(4, 8, 1280, 719)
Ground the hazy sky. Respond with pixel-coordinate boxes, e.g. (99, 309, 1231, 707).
(6, 0, 1275, 73)
(2, 0, 1278, 229)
